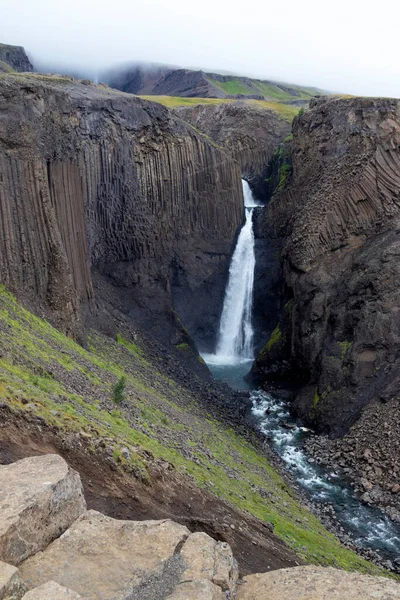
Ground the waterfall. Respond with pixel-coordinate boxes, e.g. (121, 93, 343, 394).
(205, 180, 259, 365)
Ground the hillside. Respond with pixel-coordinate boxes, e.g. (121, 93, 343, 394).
(0, 284, 386, 577)
(105, 64, 325, 105)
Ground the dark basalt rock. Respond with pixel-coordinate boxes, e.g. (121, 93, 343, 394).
(0, 74, 243, 364)
(255, 95, 400, 437)
(174, 102, 291, 201)
(0, 43, 33, 72)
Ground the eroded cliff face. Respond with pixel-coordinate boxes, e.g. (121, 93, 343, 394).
(0, 43, 33, 72)
(255, 96, 400, 436)
(0, 74, 243, 348)
(175, 103, 290, 200)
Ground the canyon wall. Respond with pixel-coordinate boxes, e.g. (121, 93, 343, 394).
(0, 74, 243, 346)
(175, 102, 290, 199)
(255, 96, 400, 435)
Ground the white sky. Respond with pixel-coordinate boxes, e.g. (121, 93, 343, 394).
(1, 0, 400, 97)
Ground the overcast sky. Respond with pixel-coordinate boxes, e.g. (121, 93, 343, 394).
(2, 0, 400, 97)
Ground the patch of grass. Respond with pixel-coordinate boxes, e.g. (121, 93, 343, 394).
(112, 375, 126, 405)
(338, 341, 352, 362)
(265, 323, 282, 353)
(175, 342, 190, 351)
(117, 333, 145, 359)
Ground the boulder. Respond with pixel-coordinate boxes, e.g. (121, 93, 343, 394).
(20, 511, 238, 600)
(0, 561, 27, 600)
(0, 455, 86, 565)
(237, 566, 400, 599)
(22, 582, 81, 599)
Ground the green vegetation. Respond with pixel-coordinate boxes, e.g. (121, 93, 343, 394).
(112, 375, 126, 405)
(259, 324, 282, 360)
(313, 387, 320, 408)
(206, 74, 323, 103)
(0, 60, 15, 74)
(175, 342, 190, 351)
(0, 283, 392, 576)
(140, 95, 300, 123)
(338, 341, 352, 362)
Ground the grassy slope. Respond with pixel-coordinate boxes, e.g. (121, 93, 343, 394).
(140, 95, 300, 123)
(0, 284, 391, 576)
(206, 75, 323, 102)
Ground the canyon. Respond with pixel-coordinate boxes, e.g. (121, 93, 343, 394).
(1, 45, 400, 596)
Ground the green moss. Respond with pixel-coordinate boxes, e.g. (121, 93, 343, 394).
(266, 324, 282, 352)
(313, 387, 320, 408)
(175, 342, 190, 351)
(338, 341, 352, 362)
(0, 60, 15, 74)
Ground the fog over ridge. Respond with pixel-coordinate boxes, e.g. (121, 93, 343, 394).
(2, 0, 400, 97)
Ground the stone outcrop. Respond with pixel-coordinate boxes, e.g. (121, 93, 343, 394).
(0, 561, 27, 599)
(0, 455, 86, 565)
(0, 44, 32, 73)
(2, 454, 400, 599)
(255, 96, 400, 436)
(174, 102, 290, 195)
(237, 566, 400, 599)
(20, 511, 238, 599)
(22, 582, 81, 600)
(0, 74, 243, 348)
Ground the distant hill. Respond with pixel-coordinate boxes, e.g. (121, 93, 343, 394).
(0, 43, 33, 73)
(105, 64, 325, 105)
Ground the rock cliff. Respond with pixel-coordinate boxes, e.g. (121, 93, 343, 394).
(174, 102, 290, 196)
(0, 74, 243, 348)
(254, 96, 400, 436)
(0, 44, 33, 73)
(174, 102, 290, 350)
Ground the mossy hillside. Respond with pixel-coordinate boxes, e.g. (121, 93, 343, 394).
(0, 284, 391, 576)
(206, 75, 323, 103)
(141, 95, 300, 123)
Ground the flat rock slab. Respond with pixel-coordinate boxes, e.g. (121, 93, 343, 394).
(23, 581, 81, 599)
(237, 566, 400, 599)
(0, 560, 27, 599)
(20, 511, 238, 600)
(0, 455, 86, 565)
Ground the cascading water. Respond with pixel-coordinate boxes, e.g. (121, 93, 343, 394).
(203, 180, 259, 369)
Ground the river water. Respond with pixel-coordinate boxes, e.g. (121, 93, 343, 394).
(202, 179, 400, 567)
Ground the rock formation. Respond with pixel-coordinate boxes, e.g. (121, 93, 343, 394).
(0, 455, 86, 565)
(254, 96, 400, 437)
(174, 102, 290, 195)
(0, 74, 243, 349)
(237, 566, 400, 599)
(0, 44, 33, 73)
(1, 454, 400, 599)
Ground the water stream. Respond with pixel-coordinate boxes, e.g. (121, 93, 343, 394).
(203, 179, 400, 567)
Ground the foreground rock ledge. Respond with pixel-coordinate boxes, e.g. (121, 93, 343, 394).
(237, 566, 400, 599)
(22, 581, 81, 599)
(0, 560, 27, 599)
(0, 455, 86, 565)
(20, 511, 238, 600)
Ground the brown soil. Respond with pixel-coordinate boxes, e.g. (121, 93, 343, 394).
(0, 406, 303, 576)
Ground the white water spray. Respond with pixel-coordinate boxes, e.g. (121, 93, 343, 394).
(205, 180, 259, 365)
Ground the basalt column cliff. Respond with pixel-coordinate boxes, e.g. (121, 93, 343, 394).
(255, 96, 400, 436)
(0, 75, 243, 345)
